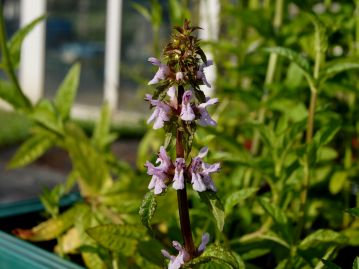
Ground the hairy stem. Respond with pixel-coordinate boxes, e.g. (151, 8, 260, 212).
(176, 85, 196, 257)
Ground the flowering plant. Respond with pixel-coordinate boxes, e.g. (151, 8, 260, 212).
(140, 20, 238, 268)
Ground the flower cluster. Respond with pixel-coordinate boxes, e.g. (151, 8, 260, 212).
(144, 20, 220, 268)
(145, 146, 220, 195)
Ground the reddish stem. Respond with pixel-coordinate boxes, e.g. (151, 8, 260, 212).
(176, 85, 196, 257)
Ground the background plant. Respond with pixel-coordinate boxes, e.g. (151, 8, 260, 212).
(136, 0, 359, 268)
(0, 3, 163, 268)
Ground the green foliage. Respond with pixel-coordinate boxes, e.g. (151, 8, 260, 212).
(7, 132, 56, 169)
(139, 191, 157, 230)
(86, 224, 147, 256)
(54, 63, 80, 120)
(198, 191, 225, 231)
(187, 244, 239, 268)
(6, 15, 46, 69)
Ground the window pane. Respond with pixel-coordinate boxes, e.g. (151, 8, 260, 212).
(45, 0, 106, 106)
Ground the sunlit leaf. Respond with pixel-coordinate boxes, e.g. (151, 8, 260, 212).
(54, 63, 80, 120)
(86, 224, 146, 256)
(299, 229, 347, 250)
(13, 203, 86, 241)
(329, 171, 347, 195)
(7, 133, 56, 169)
(139, 191, 157, 230)
(92, 102, 117, 151)
(199, 192, 225, 231)
(7, 15, 46, 69)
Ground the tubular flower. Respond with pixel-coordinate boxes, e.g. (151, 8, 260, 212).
(190, 147, 220, 192)
(145, 147, 173, 194)
(198, 97, 219, 127)
(146, 94, 171, 129)
(148, 57, 171, 85)
(196, 60, 213, 88)
(162, 234, 210, 269)
(167, 86, 178, 109)
(172, 158, 186, 190)
(180, 90, 195, 121)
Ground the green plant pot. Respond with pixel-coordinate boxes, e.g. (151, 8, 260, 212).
(0, 193, 84, 269)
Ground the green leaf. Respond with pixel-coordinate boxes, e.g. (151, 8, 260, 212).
(321, 259, 342, 269)
(186, 244, 238, 269)
(7, 133, 56, 168)
(263, 47, 311, 75)
(31, 99, 63, 134)
(64, 124, 112, 195)
(0, 80, 31, 110)
(139, 191, 157, 230)
(329, 171, 347, 195)
(299, 229, 347, 250)
(313, 120, 341, 147)
(225, 188, 258, 214)
(92, 102, 116, 150)
(353, 257, 359, 269)
(132, 3, 151, 21)
(345, 208, 359, 218)
(320, 61, 359, 83)
(54, 63, 80, 120)
(13, 203, 86, 241)
(86, 224, 146, 256)
(258, 198, 287, 225)
(258, 197, 291, 243)
(7, 15, 46, 69)
(199, 192, 225, 231)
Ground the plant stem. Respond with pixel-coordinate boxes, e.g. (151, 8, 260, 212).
(176, 85, 196, 257)
(0, 3, 31, 109)
(250, 0, 283, 155)
(297, 34, 321, 239)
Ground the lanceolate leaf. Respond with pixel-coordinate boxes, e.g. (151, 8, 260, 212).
(263, 47, 311, 75)
(199, 192, 225, 231)
(7, 15, 46, 69)
(64, 123, 113, 195)
(186, 244, 238, 269)
(13, 203, 86, 241)
(7, 133, 56, 169)
(31, 99, 63, 134)
(86, 224, 147, 256)
(225, 188, 258, 214)
(299, 229, 347, 250)
(139, 191, 157, 230)
(54, 63, 81, 120)
(320, 61, 359, 83)
(92, 102, 116, 151)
